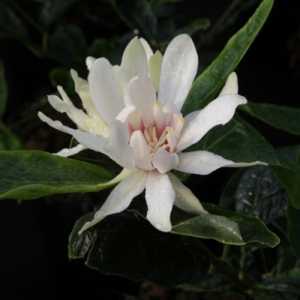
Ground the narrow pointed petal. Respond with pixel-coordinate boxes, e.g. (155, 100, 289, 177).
(152, 148, 179, 174)
(88, 58, 124, 124)
(121, 37, 148, 83)
(145, 172, 175, 232)
(169, 173, 207, 214)
(139, 38, 153, 60)
(177, 94, 247, 151)
(149, 50, 162, 91)
(70, 70, 96, 115)
(79, 171, 146, 233)
(38, 112, 134, 168)
(55, 144, 86, 157)
(176, 150, 266, 175)
(47, 94, 87, 130)
(159, 34, 198, 111)
(130, 130, 153, 170)
(219, 72, 238, 96)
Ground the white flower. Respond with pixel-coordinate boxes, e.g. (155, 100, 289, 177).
(38, 34, 264, 233)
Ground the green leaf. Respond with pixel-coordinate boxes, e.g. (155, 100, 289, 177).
(0, 150, 121, 200)
(195, 118, 279, 165)
(48, 25, 87, 66)
(49, 67, 75, 96)
(88, 38, 119, 64)
(241, 102, 300, 136)
(274, 166, 300, 209)
(273, 145, 300, 208)
(69, 205, 278, 284)
(182, 0, 274, 114)
(38, 0, 79, 27)
(111, 0, 157, 39)
(220, 166, 287, 225)
(172, 203, 279, 247)
(176, 18, 210, 36)
(287, 205, 300, 257)
(69, 211, 210, 285)
(0, 3, 29, 41)
(0, 62, 7, 117)
(0, 123, 22, 150)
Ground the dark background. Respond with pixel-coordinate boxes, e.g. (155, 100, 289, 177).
(0, 0, 299, 299)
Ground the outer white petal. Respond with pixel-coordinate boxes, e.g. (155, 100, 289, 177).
(88, 58, 124, 124)
(38, 112, 134, 168)
(139, 38, 153, 60)
(219, 72, 238, 96)
(169, 173, 207, 214)
(127, 76, 156, 126)
(152, 148, 179, 174)
(149, 50, 162, 91)
(120, 37, 148, 83)
(86, 56, 96, 70)
(177, 94, 247, 151)
(79, 170, 146, 233)
(55, 144, 86, 157)
(129, 130, 153, 171)
(159, 34, 198, 111)
(109, 122, 135, 168)
(176, 150, 266, 175)
(145, 172, 175, 232)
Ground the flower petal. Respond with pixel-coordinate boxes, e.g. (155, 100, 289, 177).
(38, 112, 134, 168)
(86, 56, 96, 70)
(88, 58, 124, 124)
(152, 148, 179, 174)
(139, 38, 153, 60)
(149, 50, 162, 91)
(159, 34, 198, 111)
(177, 94, 247, 151)
(219, 72, 238, 96)
(55, 144, 86, 157)
(176, 150, 266, 175)
(169, 173, 207, 214)
(145, 172, 175, 232)
(79, 170, 146, 233)
(130, 130, 153, 170)
(120, 37, 148, 83)
(127, 76, 156, 126)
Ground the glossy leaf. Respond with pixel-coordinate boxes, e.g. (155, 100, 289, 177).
(69, 204, 278, 284)
(0, 150, 119, 200)
(195, 118, 279, 165)
(0, 62, 7, 117)
(287, 205, 300, 257)
(220, 166, 287, 224)
(241, 102, 300, 135)
(273, 146, 300, 208)
(0, 123, 22, 150)
(173, 203, 279, 247)
(69, 211, 210, 285)
(182, 0, 274, 114)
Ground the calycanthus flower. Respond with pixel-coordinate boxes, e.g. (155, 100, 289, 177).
(38, 34, 264, 233)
